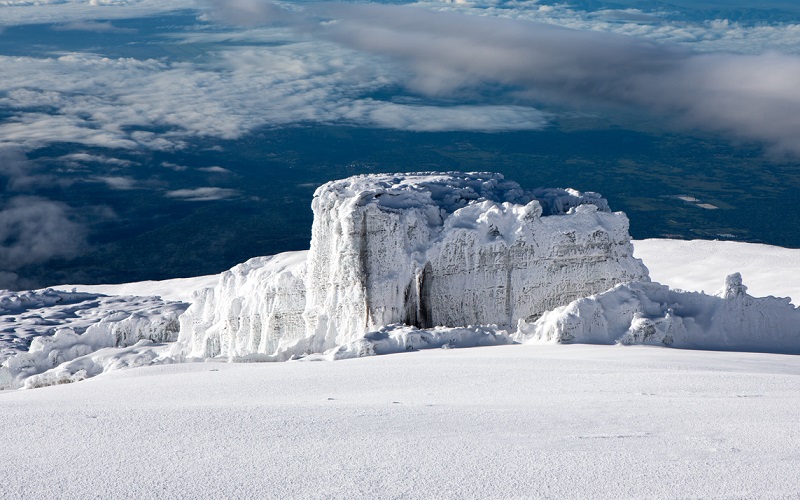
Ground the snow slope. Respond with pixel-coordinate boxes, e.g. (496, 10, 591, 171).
(634, 238, 800, 304)
(55, 274, 219, 303)
(2, 345, 799, 499)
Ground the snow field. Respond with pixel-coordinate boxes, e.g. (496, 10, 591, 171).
(2, 344, 799, 499)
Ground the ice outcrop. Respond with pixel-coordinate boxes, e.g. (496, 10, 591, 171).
(177, 172, 648, 359)
(515, 273, 800, 354)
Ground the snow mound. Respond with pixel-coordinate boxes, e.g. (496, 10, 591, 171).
(0, 289, 187, 389)
(178, 172, 647, 360)
(22, 340, 175, 390)
(516, 273, 800, 354)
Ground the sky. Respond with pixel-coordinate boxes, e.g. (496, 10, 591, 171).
(1, 0, 800, 288)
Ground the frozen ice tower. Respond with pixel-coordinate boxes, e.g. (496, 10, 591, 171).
(178, 172, 649, 359)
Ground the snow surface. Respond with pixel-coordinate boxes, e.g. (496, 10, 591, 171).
(55, 273, 219, 303)
(2, 345, 799, 499)
(634, 238, 800, 304)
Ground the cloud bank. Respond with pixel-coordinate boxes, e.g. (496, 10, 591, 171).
(2, 0, 800, 155)
(242, 2, 800, 155)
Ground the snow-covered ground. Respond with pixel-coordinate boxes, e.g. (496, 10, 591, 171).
(3, 344, 799, 499)
(634, 238, 800, 304)
(56, 274, 219, 303)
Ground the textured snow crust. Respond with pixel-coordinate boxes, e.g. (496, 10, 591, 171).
(4, 346, 800, 499)
(516, 273, 800, 354)
(178, 172, 648, 360)
(0, 289, 186, 389)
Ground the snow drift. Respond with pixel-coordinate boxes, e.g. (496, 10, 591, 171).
(515, 273, 800, 354)
(177, 172, 648, 360)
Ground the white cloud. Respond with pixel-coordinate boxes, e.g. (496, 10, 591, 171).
(52, 20, 137, 33)
(3, 1, 800, 156)
(416, 0, 800, 55)
(59, 153, 136, 167)
(0, 196, 87, 271)
(343, 101, 550, 132)
(0, 0, 198, 28)
(162, 162, 189, 171)
(198, 166, 232, 173)
(304, 2, 800, 155)
(93, 176, 138, 190)
(0, 40, 549, 153)
(165, 187, 239, 201)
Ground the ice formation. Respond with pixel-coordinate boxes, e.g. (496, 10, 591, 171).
(0, 289, 186, 389)
(178, 172, 648, 360)
(515, 273, 800, 354)
(176, 252, 308, 360)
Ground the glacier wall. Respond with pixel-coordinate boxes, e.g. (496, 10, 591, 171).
(177, 172, 648, 359)
(515, 273, 800, 354)
(176, 252, 307, 359)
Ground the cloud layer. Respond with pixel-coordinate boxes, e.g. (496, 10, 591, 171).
(213, 1, 800, 156)
(2, 0, 800, 155)
(295, 3, 800, 155)
(0, 196, 86, 271)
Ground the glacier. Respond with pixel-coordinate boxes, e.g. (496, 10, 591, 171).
(177, 172, 649, 360)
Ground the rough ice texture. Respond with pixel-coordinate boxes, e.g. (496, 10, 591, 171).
(0, 289, 186, 389)
(515, 273, 800, 354)
(302, 172, 647, 351)
(178, 172, 648, 360)
(176, 252, 308, 360)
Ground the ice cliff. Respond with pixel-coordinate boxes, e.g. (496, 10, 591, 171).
(178, 172, 648, 359)
(515, 273, 800, 354)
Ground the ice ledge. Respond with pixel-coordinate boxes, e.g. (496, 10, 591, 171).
(314, 171, 610, 216)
